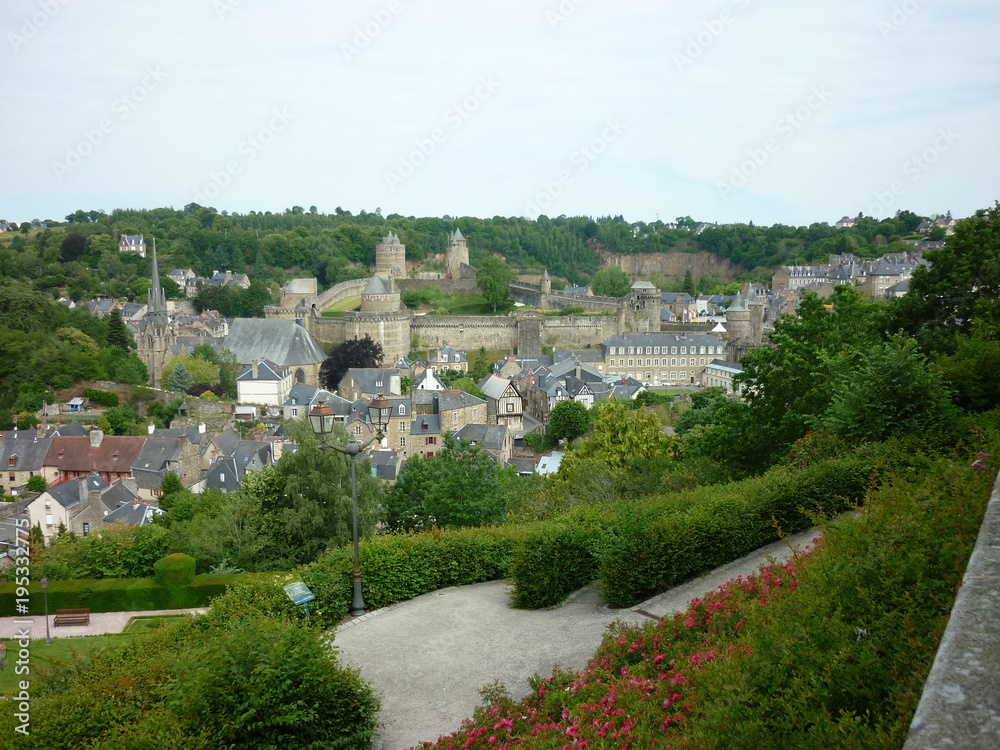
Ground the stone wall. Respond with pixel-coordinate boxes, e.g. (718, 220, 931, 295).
(540, 316, 618, 350)
(411, 316, 519, 352)
(602, 250, 744, 280)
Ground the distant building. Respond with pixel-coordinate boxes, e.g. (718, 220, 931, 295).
(119, 234, 146, 257)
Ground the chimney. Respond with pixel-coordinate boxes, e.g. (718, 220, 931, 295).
(198, 422, 206, 434)
(252, 360, 259, 379)
(147, 423, 155, 435)
(90, 429, 104, 448)
(432, 396, 440, 414)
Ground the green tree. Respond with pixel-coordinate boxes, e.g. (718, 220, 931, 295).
(162, 354, 219, 389)
(476, 256, 514, 312)
(450, 377, 484, 399)
(26, 474, 48, 492)
(167, 361, 194, 392)
(892, 203, 1000, 349)
(384, 435, 511, 531)
(469, 347, 492, 382)
(106, 307, 133, 350)
(217, 349, 239, 398)
(547, 399, 591, 444)
(681, 268, 696, 295)
(98, 405, 144, 435)
(320, 335, 384, 391)
(818, 335, 959, 442)
(590, 266, 632, 297)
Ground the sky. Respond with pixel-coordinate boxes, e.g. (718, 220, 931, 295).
(1, 0, 997, 228)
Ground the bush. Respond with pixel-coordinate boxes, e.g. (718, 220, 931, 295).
(154, 552, 197, 586)
(508, 523, 600, 608)
(82, 388, 119, 407)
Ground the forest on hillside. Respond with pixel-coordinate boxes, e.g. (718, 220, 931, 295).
(1, 205, 933, 301)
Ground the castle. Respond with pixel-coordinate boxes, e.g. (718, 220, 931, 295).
(266, 231, 695, 366)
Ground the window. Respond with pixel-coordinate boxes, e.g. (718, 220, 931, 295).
(8, 474, 14, 483)
(400, 436, 406, 448)
(452, 411, 458, 425)
(45, 514, 53, 526)
(671, 347, 677, 354)
(628, 359, 634, 367)
(645, 347, 651, 354)
(291, 407, 298, 417)
(398, 404, 405, 414)
(7, 456, 14, 466)
(427, 452, 434, 458)
(82, 523, 89, 537)
(375, 378, 383, 387)
(680, 358, 686, 366)
(628, 347, 634, 354)
(426, 436, 437, 445)
(354, 424, 363, 435)
(680, 347, 687, 354)
(506, 402, 514, 413)
(671, 358, 677, 366)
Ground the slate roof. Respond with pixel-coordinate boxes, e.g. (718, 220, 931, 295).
(705, 359, 743, 374)
(432, 345, 466, 364)
(219, 319, 326, 367)
(238, 359, 289, 381)
(341, 368, 400, 395)
(47, 474, 108, 510)
(478, 374, 516, 401)
(0, 436, 52, 472)
(362, 274, 392, 296)
(103, 500, 161, 526)
(232, 441, 271, 469)
(601, 332, 725, 350)
(454, 424, 507, 453)
(204, 458, 242, 493)
(210, 428, 241, 458)
(536, 451, 564, 474)
(369, 450, 402, 481)
(411, 414, 442, 435)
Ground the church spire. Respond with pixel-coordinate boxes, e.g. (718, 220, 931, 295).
(147, 238, 169, 335)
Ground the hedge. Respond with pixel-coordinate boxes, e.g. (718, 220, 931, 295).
(1, 573, 270, 615)
(598, 455, 876, 607)
(82, 388, 119, 407)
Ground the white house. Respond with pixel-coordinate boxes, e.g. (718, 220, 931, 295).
(237, 360, 293, 406)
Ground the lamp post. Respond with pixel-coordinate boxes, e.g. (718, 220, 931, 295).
(309, 395, 392, 617)
(40, 577, 51, 645)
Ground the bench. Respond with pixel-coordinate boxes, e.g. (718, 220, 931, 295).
(53, 608, 90, 626)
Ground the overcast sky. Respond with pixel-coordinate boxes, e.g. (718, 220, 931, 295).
(1, 0, 997, 228)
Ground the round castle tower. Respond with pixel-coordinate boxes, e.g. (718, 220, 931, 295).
(375, 232, 406, 279)
(447, 228, 469, 277)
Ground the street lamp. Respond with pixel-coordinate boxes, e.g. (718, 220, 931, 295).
(309, 395, 391, 617)
(40, 577, 51, 645)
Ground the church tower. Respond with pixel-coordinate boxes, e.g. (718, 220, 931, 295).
(724, 292, 752, 363)
(138, 239, 177, 388)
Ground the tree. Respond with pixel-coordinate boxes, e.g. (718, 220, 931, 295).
(590, 266, 632, 298)
(384, 435, 511, 531)
(818, 336, 959, 443)
(892, 203, 1000, 350)
(106, 307, 132, 350)
(547, 399, 591, 444)
(162, 354, 219, 388)
(681, 268, 696, 296)
(217, 349, 239, 399)
(320, 335, 384, 391)
(450, 377, 484, 399)
(167, 361, 194, 392)
(26, 474, 47, 493)
(476, 256, 514, 312)
(469, 347, 492, 382)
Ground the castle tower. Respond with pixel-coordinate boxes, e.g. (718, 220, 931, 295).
(375, 231, 406, 280)
(138, 239, 177, 388)
(628, 281, 660, 333)
(745, 286, 765, 346)
(447, 228, 469, 277)
(540, 269, 551, 295)
(724, 292, 752, 363)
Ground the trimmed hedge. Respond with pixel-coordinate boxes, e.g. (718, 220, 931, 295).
(504, 453, 879, 609)
(599, 454, 876, 607)
(82, 387, 119, 407)
(1, 573, 270, 615)
(153, 552, 196, 586)
(294, 525, 520, 625)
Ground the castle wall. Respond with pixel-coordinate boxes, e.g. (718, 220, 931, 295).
(539, 316, 618, 350)
(411, 316, 518, 352)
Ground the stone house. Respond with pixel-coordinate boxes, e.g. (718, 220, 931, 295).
(477, 375, 524, 430)
(25, 473, 144, 541)
(453, 423, 512, 465)
(45, 431, 145, 485)
(0, 433, 57, 495)
(429, 344, 468, 374)
(337, 368, 402, 401)
(129, 431, 202, 500)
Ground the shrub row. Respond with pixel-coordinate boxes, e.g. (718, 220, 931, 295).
(506, 453, 879, 609)
(82, 387, 119, 407)
(1, 573, 269, 614)
(280, 525, 521, 627)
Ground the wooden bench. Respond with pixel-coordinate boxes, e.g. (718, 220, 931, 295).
(53, 608, 90, 626)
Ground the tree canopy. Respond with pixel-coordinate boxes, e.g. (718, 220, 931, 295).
(476, 256, 514, 312)
(320, 335, 384, 391)
(590, 266, 632, 298)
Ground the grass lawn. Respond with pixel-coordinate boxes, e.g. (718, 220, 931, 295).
(0, 634, 132, 695)
(122, 614, 188, 633)
(322, 295, 361, 317)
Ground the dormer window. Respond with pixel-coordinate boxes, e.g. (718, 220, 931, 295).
(398, 405, 405, 415)
(375, 379, 383, 387)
